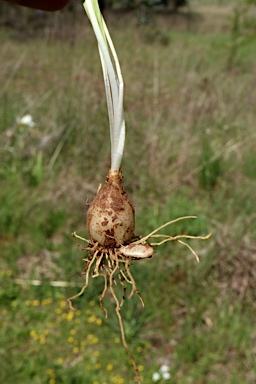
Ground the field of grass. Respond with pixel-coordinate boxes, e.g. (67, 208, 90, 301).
(1, 3, 256, 384)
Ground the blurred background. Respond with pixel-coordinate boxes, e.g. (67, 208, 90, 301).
(0, 0, 256, 383)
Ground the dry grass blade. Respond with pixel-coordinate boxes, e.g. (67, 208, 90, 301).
(14, 279, 77, 287)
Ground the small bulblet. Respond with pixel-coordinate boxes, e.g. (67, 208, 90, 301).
(86, 170, 135, 247)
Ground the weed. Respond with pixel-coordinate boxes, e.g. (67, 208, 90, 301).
(198, 141, 222, 189)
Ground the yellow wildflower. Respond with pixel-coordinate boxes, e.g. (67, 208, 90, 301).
(96, 318, 102, 326)
(66, 311, 74, 321)
(46, 369, 54, 376)
(59, 300, 67, 308)
(92, 337, 99, 345)
(42, 298, 53, 305)
(111, 376, 124, 383)
(88, 315, 96, 323)
(31, 300, 40, 306)
(30, 330, 38, 339)
(56, 357, 63, 365)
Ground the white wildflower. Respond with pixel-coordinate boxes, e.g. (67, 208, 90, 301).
(152, 372, 161, 382)
(16, 114, 35, 128)
(159, 364, 170, 374)
(162, 371, 171, 380)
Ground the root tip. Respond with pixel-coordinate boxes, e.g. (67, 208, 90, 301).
(66, 299, 76, 312)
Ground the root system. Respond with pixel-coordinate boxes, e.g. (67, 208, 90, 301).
(67, 216, 211, 384)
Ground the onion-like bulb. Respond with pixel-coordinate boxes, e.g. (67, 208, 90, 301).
(86, 169, 135, 247)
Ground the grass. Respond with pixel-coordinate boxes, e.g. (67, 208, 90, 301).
(1, 4, 256, 383)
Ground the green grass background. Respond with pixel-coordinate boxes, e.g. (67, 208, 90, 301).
(0, 2, 256, 383)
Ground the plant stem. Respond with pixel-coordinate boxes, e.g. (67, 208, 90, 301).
(83, 0, 125, 171)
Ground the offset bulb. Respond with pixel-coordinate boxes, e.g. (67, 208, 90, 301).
(86, 169, 135, 247)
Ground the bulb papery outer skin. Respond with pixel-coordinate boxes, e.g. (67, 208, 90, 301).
(86, 169, 135, 247)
